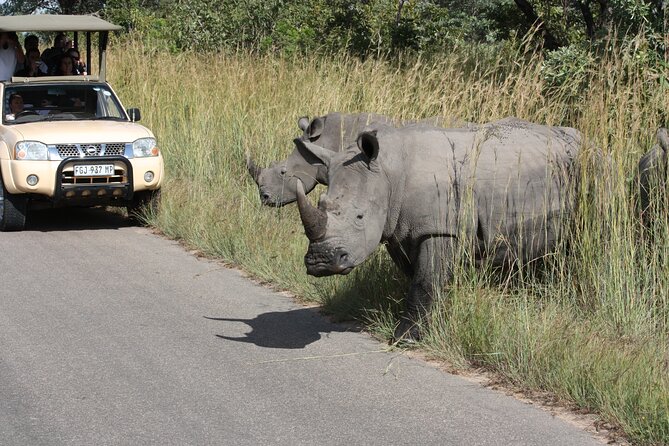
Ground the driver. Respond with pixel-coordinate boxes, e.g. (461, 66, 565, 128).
(8, 93, 24, 116)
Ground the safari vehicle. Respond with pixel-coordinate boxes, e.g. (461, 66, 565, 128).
(0, 15, 163, 231)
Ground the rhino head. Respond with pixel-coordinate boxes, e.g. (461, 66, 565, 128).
(247, 116, 329, 207)
(294, 131, 389, 277)
(247, 113, 396, 207)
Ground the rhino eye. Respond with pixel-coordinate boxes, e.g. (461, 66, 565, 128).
(280, 167, 287, 176)
(356, 214, 364, 220)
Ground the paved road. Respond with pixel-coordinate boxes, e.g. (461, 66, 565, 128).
(0, 208, 604, 445)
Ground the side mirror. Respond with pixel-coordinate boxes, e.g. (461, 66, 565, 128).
(127, 108, 141, 122)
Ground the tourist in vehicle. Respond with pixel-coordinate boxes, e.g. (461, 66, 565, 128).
(67, 48, 86, 75)
(15, 48, 45, 77)
(15, 34, 38, 73)
(24, 34, 38, 52)
(52, 53, 76, 76)
(0, 32, 25, 81)
(23, 35, 47, 74)
(42, 33, 67, 73)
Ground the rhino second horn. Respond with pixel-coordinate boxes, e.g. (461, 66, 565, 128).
(246, 154, 262, 184)
(658, 128, 669, 152)
(296, 179, 327, 241)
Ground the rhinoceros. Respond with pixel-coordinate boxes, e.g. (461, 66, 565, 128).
(247, 113, 397, 206)
(637, 128, 669, 225)
(294, 118, 582, 342)
(246, 112, 466, 206)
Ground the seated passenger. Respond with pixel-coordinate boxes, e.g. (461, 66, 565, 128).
(15, 48, 46, 77)
(51, 53, 76, 76)
(67, 48, 86, 75)
(42, 33, 67, 72)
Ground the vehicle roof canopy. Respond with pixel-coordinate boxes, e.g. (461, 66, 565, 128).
(1, 15, 122, 83)
(0, 15, 122, 32)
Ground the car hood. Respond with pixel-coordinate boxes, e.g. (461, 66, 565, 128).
(6, 120, 154, 144)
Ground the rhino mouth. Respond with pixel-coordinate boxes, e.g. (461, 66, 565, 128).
(304, 245, 355, 277)
(259, 188, 295, 207)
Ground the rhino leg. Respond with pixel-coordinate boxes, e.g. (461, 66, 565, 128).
(393, 235, 455, 345)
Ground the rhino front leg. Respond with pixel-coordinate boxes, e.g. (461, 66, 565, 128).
(393, 235, 455, 344)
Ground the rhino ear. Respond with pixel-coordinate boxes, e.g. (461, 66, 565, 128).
(306, 117, 325, 140)
(293, 138, 332, 167)
(657, 128, 669, 152)
(357, 130, 379, 162)
(298, 116, 310, 132)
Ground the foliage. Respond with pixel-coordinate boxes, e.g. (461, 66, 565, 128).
(103, 0, 167, 36)
(1, 0, 665, 70)
(541, 43, 596, 100)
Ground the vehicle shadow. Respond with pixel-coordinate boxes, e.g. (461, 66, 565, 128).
(206, 308, 360, 349)
(25, 207, 135, 231)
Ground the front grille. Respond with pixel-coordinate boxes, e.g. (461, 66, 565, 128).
(55, 143, 127, 158)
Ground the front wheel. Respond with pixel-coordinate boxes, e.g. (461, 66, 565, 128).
(0, 179, 27, 231)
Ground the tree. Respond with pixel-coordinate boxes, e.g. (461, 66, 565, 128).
(510, 0, 667, 49)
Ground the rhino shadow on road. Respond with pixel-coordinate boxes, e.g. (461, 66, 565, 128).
(206, 308, 357, 349)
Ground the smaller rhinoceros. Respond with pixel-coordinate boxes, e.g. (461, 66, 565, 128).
(637, 127, 669, 225)
(246, 113, 467, 206)
(247, 113, 397, 207)
(294, 118, 581, 342)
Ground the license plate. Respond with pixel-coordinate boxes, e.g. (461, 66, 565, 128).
(73, 164, 115, 177)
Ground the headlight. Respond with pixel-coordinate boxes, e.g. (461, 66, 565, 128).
(16, 141, 48, 160)
(132, 138, 159, 157)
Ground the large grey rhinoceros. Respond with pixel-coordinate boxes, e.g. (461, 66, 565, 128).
(637, 127, 669, 225)
(247, 113, 397, 206)
(246, 112, 465, 206)
(294, 118, 582, 342)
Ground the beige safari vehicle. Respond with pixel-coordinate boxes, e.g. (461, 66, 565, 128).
(0, 15, 163, 231)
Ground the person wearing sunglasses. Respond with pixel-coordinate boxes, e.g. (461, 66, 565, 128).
(66, 48, 86, 75)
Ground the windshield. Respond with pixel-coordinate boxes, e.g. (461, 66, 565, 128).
(3, 83, 126, 124)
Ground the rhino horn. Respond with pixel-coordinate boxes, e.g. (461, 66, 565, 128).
(246, 153, 262, 184)
(296, 179, 327, 241)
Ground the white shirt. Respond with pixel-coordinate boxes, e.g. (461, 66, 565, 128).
(0, 47, 17, 81)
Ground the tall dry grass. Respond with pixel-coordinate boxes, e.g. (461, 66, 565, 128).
(108, 38, 669, 444)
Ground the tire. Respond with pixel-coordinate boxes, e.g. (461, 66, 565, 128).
(127, 189, 161, 223)
(0, 179, 27, 231)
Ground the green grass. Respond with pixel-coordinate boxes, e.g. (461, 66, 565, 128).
(109, 38, 669, 444)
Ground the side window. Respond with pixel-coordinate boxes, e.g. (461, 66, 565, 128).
(97, 89, 122, 118)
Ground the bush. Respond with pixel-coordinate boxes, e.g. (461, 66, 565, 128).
(541, 44, 596, 100)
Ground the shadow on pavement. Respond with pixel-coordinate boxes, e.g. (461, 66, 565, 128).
(206, 308, 359, 349)
(25, 207, 135, 231)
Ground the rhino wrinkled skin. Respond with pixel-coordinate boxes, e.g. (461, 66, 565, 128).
(637, 128, 669, 225)
(247, 112, 466, 206)
(295, 118, 582, 342)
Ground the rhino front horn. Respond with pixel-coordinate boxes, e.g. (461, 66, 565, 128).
(296, 179, 327, 241)
(246, 154, 262, 184)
